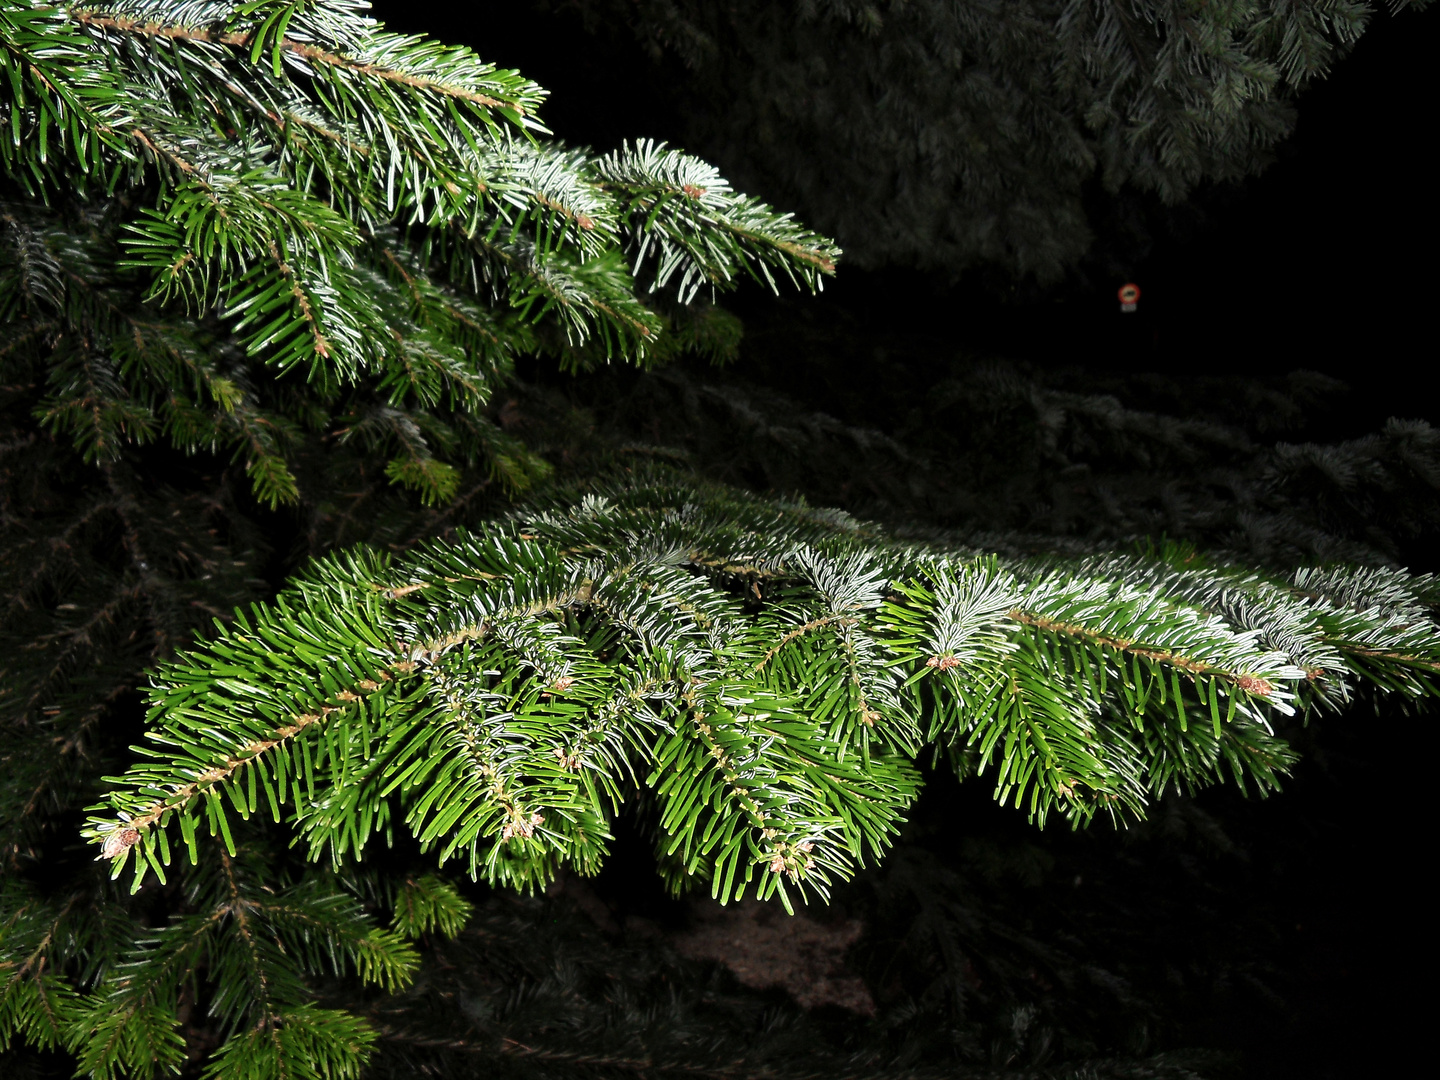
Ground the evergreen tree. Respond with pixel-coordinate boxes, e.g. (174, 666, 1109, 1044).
(534, 0, 1432, 281)
(2, 3, 1436, 1080)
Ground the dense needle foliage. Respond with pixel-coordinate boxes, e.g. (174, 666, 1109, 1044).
(2, 3, 1436, 1079)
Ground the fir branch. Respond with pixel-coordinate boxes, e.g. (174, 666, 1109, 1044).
(67, 10, 531, 114)
(83, 475, 1440, 897)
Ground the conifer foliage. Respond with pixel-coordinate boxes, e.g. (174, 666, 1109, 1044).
(2, 3, 1439, 1080)
(90, 473, 1440, 910)
(0, 2, 834, 1077)
(1, 0, 835, 503)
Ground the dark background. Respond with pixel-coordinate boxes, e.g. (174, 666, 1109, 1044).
(368, 4, 1430, 1075)
(379, 2, 1437, 438)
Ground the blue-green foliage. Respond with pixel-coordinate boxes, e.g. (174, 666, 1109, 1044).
(88, 477, 1440, 917)
(4, 4, 1438, 1080)
(0, 0, 836, 506)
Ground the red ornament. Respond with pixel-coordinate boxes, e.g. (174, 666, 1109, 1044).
(1118, 283, 1140, 313)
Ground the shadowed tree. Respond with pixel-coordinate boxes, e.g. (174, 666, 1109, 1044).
(2, 3, 1437, 1079)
